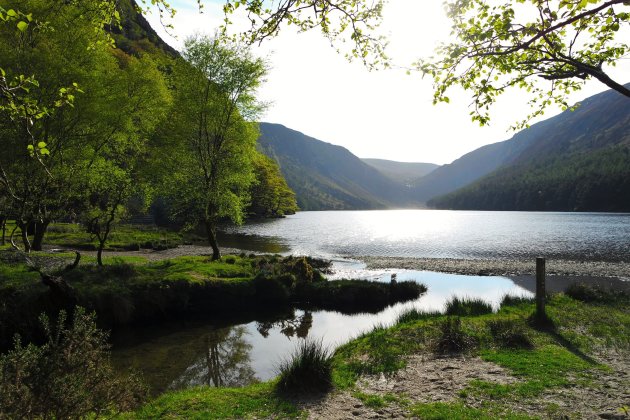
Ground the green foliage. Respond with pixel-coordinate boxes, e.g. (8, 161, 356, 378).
(0, 308, 146, 419)
(248, 152, 298, 218)
(419, 0, 630, 127)
(154, 35, 266, 257)
(276, 339, 333, 395)
(445, 296, 493, 316)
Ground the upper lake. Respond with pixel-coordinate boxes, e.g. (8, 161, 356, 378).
(219, 210, 630, 261)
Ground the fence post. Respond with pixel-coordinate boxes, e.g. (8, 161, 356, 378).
(536, 257, 546, 320)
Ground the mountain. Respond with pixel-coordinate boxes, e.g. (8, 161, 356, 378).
(428, 86, 630, 211)
(111, 0, 179, 57)
(258, 123, 417, 210)
(361, 159, 438, 185)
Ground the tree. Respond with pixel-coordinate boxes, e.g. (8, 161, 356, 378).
(418, 0, 630, 128)
(158, 36, 266, 260)
(249, 152, 299, 218)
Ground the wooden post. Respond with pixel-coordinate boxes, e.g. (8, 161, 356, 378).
(536, 257, 546, 319)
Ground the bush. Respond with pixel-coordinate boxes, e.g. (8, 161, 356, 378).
(432, 317, 477, 354)
(0, 308, 146, 419)
(445, 296, 493, 316)
(487, 319, 533, 349)
(276, 339, 333, 395)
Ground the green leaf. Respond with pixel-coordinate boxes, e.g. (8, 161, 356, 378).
(37, 141, 47, 149)
(17, 21, 28, 32)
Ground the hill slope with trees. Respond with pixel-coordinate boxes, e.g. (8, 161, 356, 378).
(428, 87, 630, 211)
(258, 123, 418, 210)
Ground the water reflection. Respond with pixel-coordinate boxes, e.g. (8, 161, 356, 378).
(170, 326, 257, 389)
(257, 311, 313, 339)
(112, 268, 538, 394)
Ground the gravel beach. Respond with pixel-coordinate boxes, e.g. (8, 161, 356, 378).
(360, 256, 630, 279)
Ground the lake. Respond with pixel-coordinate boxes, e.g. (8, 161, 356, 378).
(112, 210, 630, 394)
(219, 210, 630, 261)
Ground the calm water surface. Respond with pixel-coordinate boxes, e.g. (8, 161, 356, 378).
(113, 210, 630, 393)
(219, 210, 630, 261)
(113, 263, 534, 394)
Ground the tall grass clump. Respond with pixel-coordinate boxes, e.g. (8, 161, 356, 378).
(396, 308, 441, 325)
(487, 319, 533, 349)
(445, 296, 493, 316)
(276, 339, 333, 395)
(500, 294, 535, 308)
(432, 317, 477, 354)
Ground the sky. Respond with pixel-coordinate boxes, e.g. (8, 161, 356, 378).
(144, 0, 630, 165)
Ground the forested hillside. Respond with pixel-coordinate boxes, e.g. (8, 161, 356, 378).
(429, 87, 630, 211)
(258, 123, 417, 210)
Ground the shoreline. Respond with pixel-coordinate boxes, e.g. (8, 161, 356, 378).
(360, 256, 630, 279)
(78, 245, 630, 279)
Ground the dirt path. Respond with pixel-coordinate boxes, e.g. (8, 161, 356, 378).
(302, 350, 630, 419)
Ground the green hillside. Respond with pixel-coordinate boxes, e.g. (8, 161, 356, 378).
(429, 87, 630, 211)
(258, 123, 417, 210)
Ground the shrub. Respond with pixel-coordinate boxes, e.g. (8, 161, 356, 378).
(0, 308, 146, 419)
(224, 256, 236, 265)
(487, 319, 533, 349)
(276, 339, 333, 395)
(445, 296, 493, 316)
(432, 317, 477, 354)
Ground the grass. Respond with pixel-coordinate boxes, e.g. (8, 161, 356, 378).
(276, 339, 333, 395)
(131, 382, 302, 419)
(5, 221, 186, 251)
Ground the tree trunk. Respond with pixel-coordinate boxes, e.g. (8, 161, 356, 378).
(31, 220, 50, 251)
(18, 221, 31, 253)
(204, 220, 221, 260)
(0, 217, 5, 246)
(97, 240, 105, 266)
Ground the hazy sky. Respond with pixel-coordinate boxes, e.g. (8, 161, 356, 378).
(145, 0, 629, 165)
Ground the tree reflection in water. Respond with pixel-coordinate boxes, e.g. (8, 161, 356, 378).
(256, 310, 313, 339)
(170, 326, 257, 389)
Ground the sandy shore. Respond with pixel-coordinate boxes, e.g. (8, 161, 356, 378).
(360, 256, 630, 279)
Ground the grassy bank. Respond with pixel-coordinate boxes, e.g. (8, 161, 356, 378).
(129, 288, 629, 419)
(0, 252, 425, 349)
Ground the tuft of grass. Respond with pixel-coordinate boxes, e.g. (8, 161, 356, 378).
(500, 294, 535, 308)
(445, 296, 493, 316)
(487, 319, 533, 349)
(276, 339, 333, 395)
(396, 308, 441, 325)
(432, 317, 477, 354)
